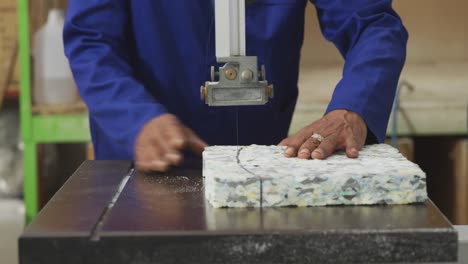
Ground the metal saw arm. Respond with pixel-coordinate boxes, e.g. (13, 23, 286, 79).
(200, 0, 273, 106)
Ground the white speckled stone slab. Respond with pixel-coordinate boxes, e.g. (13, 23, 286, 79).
(203, 144, 427, 208)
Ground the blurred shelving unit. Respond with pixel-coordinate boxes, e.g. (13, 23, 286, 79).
(17, 0, 90, 223)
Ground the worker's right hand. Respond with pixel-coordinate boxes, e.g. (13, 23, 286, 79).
(134, 114, 207, 172)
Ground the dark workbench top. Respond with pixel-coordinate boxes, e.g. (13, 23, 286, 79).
(20, 160, 458, 264)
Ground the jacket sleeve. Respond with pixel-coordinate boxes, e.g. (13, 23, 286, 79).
(64, 0, 167, 159)
(310, 0, 408, 143)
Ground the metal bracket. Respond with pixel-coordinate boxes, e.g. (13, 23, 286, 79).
(200, 0, 273, 106)
(201, 56, 273, 106)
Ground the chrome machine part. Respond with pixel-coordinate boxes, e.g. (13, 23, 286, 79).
(201, 0, 273, 106)
(201, 56, 273, 106)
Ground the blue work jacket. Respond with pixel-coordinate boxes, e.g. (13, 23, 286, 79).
(64, 0, 407, 160)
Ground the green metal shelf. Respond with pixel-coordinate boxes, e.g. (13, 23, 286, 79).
(32, 115, 90, 143)
(18, 0, 91, 223)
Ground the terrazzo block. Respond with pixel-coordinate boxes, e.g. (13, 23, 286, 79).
(202, 144, 428, 208)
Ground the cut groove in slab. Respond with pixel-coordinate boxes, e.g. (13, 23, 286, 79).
(203, 144, 428, 208)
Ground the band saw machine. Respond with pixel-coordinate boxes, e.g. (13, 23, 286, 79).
(19, 1, 459, 263)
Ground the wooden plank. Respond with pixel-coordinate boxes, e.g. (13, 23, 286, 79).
(86, 143, 94, 160)
(452, 139, 468, 224)
(32, 101, 87, 115)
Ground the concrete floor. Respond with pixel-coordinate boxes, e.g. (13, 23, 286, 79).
(0, 199, 24, 264)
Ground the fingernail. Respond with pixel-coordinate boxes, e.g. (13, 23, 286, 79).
(284, 147, 295, 156)
(312, 149, 324, 159)
(350, 148, 358, 153)
(171, 138, 184, 147)
(152, 160, 168, 167)
(313, 148, 324, 154)
(166, 153, 182, 163)
(299, 148, 310, 155)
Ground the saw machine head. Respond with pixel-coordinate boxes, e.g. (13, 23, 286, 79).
(200, 0, 273, 106)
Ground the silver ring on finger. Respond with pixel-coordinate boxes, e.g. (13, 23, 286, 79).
(310, 133, 324, 143)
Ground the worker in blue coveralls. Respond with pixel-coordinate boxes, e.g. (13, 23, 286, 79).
(64, 1, 407, 172)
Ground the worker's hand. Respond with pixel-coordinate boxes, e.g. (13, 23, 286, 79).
(135, 114, 207, 172)
(278, 109, 367, 160)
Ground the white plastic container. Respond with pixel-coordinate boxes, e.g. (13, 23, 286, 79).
(33, 9, 78, 105)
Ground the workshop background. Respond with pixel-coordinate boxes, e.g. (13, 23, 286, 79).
(0, 0, 467, 263)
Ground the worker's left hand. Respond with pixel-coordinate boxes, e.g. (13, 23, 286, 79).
(134, 114, 207, 172)
(278, 109, 367, 159)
